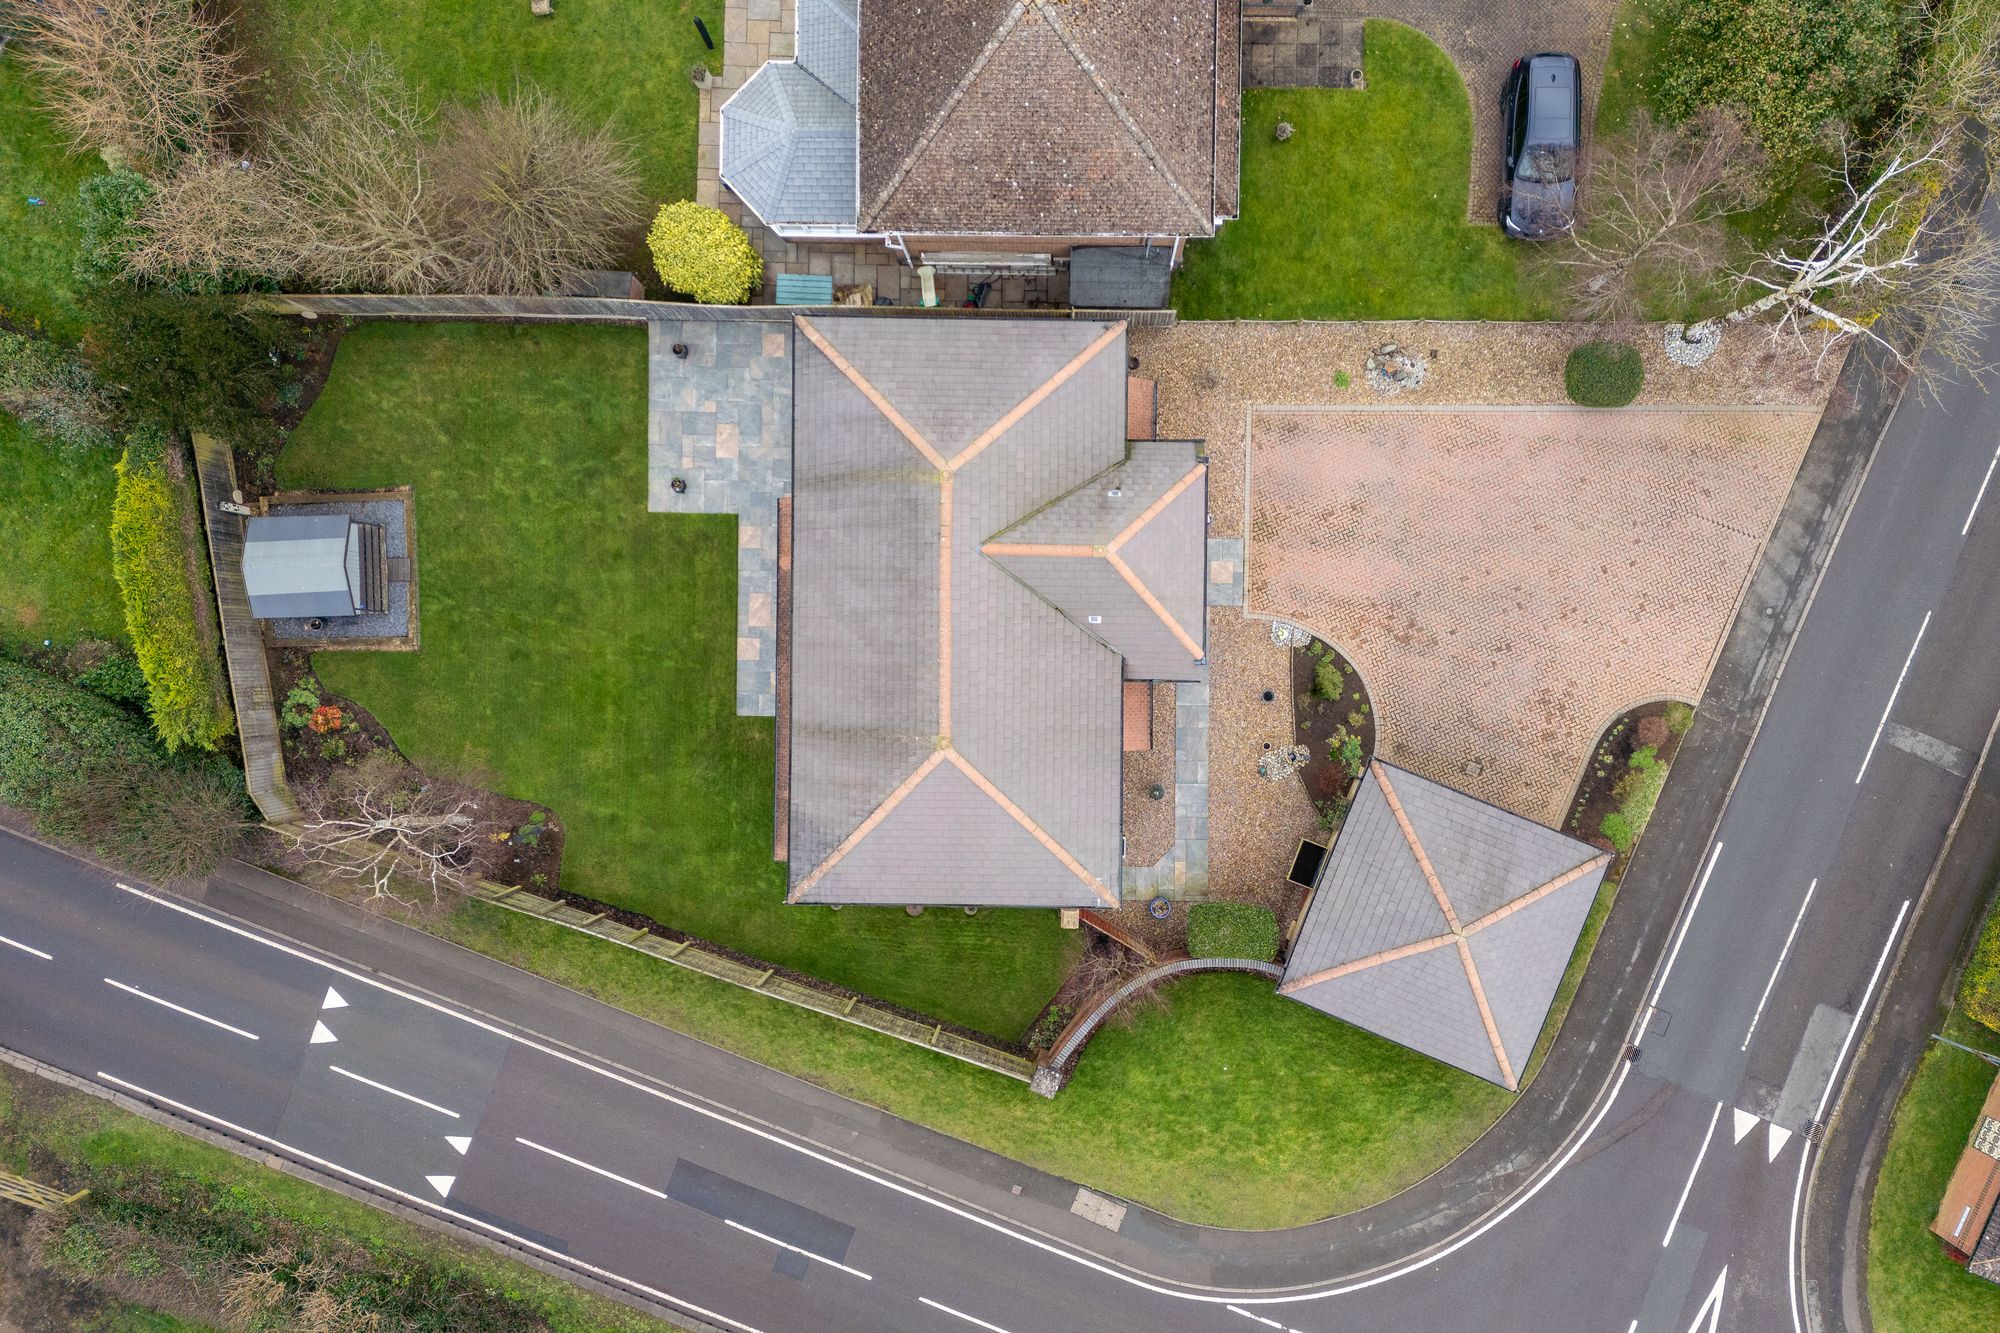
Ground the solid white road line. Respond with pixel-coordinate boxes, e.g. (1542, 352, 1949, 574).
(327, 1064, 459, 1118)
(723, 1219, 874, 1280)
(1741, 878, 1819, 1051)
(1662, 1101, 1723, 1247)
(0, 932, 52, 960)
(1227, 1305, 1285, 1328)
(1963, 440, 2000, 535)
(918, 1296, 1015, 1333)
(90, 1071, 762, 1333)
(1652, 842, 1724, 1006)
(1685, 1266, 1727, 1333)
(513, 1136, 666, 1199)
(104, 978, 258, 1040)
(111, 875, 1640, 1309)
(1789, 898, 1912, 1333)
(1856, 613, 1931, 783)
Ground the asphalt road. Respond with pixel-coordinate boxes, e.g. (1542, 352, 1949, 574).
(8, 293, 2000, 1333)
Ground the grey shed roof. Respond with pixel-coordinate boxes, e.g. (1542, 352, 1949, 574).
(1069, 245, 1175, 309)
(718, 0, 858, 229)
(1278, 761, 1611, 1089)
(241, 514, 361, 620)
(786, 315, 1205, 908)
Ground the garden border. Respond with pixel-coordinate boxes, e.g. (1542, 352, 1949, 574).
(1033, 956, 1285, 1096)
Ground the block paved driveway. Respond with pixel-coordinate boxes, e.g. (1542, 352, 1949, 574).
(1364, 0, 1621, 222)
(1246, 406, 1820, 824)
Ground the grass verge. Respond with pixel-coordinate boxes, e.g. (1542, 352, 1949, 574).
(0, 58, 93, 343)
(1173, 21, 1549, 320)
(0, 1060, 666, 1331)
(0, 414, 123, 649)
(279, 323, 1078, 1040)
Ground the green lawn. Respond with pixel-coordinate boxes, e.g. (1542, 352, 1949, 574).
(446, 904, 1514, 1228)
(280, 324, 1080, 1039)
(0, 57, 95, 342)
(1868, 1012, 2000, 1331)
(0, 415, 124, 649)
(242, 0, 722, 208)
(1174, 21, 1549, 320)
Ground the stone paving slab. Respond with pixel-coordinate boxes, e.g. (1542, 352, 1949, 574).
(1125, 677, 1213, 901)
(1245, 405, 1821, 824)
(647, 318, 794, 716)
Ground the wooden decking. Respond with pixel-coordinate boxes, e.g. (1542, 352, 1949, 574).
(190, 434, 299, 823)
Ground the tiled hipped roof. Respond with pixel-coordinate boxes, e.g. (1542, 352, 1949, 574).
(785, 316, 1208, 907)
(858, 0, 1239, 237)
(1279, 762, 1612, 1089)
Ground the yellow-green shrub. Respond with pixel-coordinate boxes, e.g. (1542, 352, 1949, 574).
(647, 201, 761, 304)
(111, 430, 232, 752)
(1967, 901, 2000, 1035)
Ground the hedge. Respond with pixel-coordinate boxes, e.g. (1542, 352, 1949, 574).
(1967, 900, 2000, 1035)
(1599, 745, 1670, 853)
(0, 659, 158, 817)
(0, 330, 116, 452)
(111, 430, 233, 751)
(1565, 341, 1644, 408)
(1188, 902, 1280, 962)
(647, 201, 762, 304)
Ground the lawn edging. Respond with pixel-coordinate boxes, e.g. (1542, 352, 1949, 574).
(463, 880, 1037, 1083)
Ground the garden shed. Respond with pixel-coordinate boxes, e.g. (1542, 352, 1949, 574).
(241, 514, 386, 620)
(1278, 760, 1611, 1089)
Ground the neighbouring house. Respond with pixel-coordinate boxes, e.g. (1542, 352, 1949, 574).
(1278, 761, 1612, 1090)
(242, 514, 386, 620)
(1930, 1068, 2000, 1280)
(719, 0, 1240, 282)
(778, 316, 1207, 908)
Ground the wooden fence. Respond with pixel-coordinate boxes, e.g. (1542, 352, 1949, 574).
(190, 433, 298, 823)
(464, 882, 1037, 1083)
(0, 1169, 86, 1212)
(253, 292, 1177, 327)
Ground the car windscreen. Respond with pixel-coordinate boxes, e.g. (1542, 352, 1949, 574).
(1515, 143, 1576, 184)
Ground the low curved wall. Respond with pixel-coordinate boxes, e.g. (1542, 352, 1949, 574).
(1033, 956, 1284, 1096)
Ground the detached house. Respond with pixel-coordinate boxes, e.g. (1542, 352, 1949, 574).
(720, 0, 1240, 278)
(778, 317, 1208, 907)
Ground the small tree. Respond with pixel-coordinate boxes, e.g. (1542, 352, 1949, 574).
(124, 153, 297, 291)
(647, 201, 762, 304)
(283, 753, 510, 906)
(0, 331, 117, 451)
(433, 87, 644, 295)
(1547, 109, 1767, 322)
(74, 169, 157, 288)
(87, 288, 301, 449)
(1720, 129, 2000, 386)
(8, 0, 245, 168)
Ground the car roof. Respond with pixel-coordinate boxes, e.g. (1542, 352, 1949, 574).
(1524, 54, 1577, 141)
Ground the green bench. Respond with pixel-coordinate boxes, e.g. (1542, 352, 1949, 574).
(773, 273, 835, 305)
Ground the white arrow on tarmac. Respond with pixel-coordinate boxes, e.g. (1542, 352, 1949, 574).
(426, 1175, 455, 1198)
(321, 986, 347, 1010)
(309, 1020, 338, 1045)
(446, 1136, 471, 1156)
(1768, 1122, 1794, 1161)
(1731, 1108, 1757, 1144)
(1686, 1265, 1727, 1333)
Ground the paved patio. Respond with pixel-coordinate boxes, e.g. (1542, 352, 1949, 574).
(646, 318, 794, 716)
(1245, 405, 1821, 822)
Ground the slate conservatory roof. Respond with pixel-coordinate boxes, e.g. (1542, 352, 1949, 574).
(1279, 761, 1612, 1089)
(784, 315, 1207, 907)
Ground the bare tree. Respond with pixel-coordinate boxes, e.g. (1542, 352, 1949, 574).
(1547, 109, 1767, 321)
(281, 753, 508, 906)
(124, 152, 298, 286)
(1722, 128, 2000, 385)
(433, 87, 643, 295)
(263, 42, 453, 293)
(1910, 0, 2000, 132)
(6, 0, 244, 168)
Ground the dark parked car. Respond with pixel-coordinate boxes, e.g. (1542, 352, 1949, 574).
(1500, 53, 1582, 239)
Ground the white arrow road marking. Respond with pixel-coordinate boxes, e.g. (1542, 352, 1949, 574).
(0, 932, 52, 960)
(322, 986, 348, 1010)
(1732, 1108, 1758, 1144)
(1768, 1123, 1794, 1161)
(1686, 1265, 1727, 1333)
(426, 1175, 455, 1198)
(104, 978, 259, 1040)
(446, 1136, 472, 1155)
(309, 1020, 338, 1044)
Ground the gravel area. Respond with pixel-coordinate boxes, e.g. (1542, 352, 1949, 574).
(1205, 605, 1319, 911)
(1131, 320, 1837, 539)
(1123, 683, 1179, 868)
